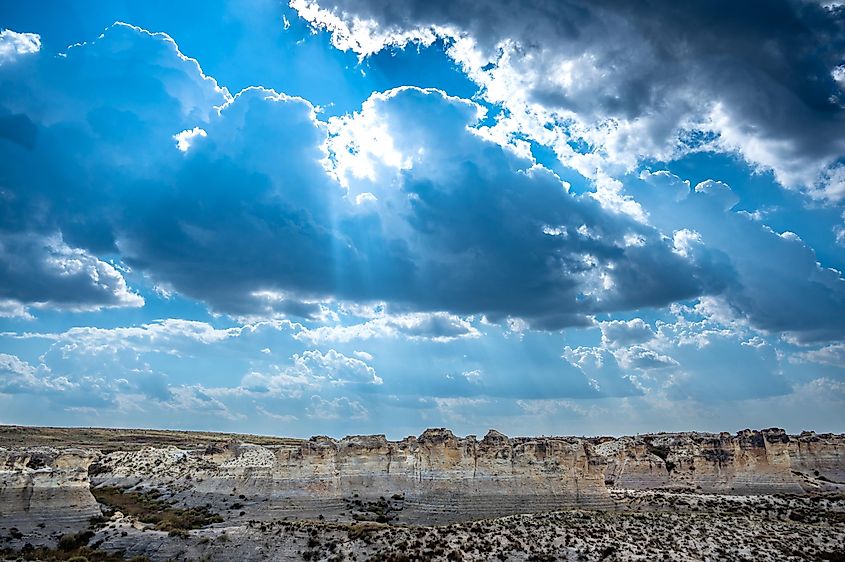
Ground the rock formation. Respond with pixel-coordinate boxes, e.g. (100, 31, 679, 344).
(2, 427, 843, 532)
(0, 448, 101, 533)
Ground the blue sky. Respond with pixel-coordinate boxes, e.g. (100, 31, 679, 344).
(0, 0, 844, 438)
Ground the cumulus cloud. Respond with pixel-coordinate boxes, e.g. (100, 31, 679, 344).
(0, 299, 33, 319)
(565, 304, 796, 402)
(638, 170, 845, 342)
(613, 346, 678, 370)
(0, 29, 40, 64)
(598, 318, 655, 348)
(293, 0, 845, 200)
(307, 395, 368, 420)
(0, 233, 143, 314)
(0, 13, 840, 439)
(173, 126, 207, 152)
(0, 24, 708, 328)
(0, 353, 53, 394)
(290, 349, 382, 386)
(165, 385, 243, 420)
(0, 352, 120, 409)
(324, 86, 704, 327)
(0, 315, 388, 426)
(240, 349, 383, 396)
(562, 346, 644, 397)
(793, 343, 845, 368)
(36, 318, 260, 356)
(297, 311, 479, 343)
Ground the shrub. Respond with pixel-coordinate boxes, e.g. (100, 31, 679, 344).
(57, 531, 94, 551)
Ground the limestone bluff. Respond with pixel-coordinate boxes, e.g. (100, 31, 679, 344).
(2, 426, 843, 534)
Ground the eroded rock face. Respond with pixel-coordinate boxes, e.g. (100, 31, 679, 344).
(1, 427, 843, 533)
(599, 428, 845, 496)
(0, 447, 100, 532)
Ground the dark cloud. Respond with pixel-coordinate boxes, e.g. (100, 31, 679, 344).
(295, 0, 845, 198)
(0, 22, 841, 342)
(0, 25, 708, 327)
(0, 232, 143, 312)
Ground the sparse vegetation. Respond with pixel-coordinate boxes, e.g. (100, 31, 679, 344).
(91, 486, 223, 532)
(0, 542, 150, 562)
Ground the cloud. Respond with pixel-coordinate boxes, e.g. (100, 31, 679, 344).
(794, 343, 845, 368)
(256, 405, 298, 422)
(0, 233, 144, 314)
(652, 312, 793, 401)
(173, 126, 207, 152)
(565, 303, 795, 402)
(307, 395, 368, 420)
(0, 299, 33, 319)
(0, 29, 40, 64)
(0, 316, 384, 424)
(38, 318, 265, 356)
(561, 346, 644, 397)
(614, 346, 677, 370)
(638, 170, 845, 342)
(294, 0, 845, 200)
(166, 385, 244, 420)
(325, 86, 704, 327)
(240, 349, 382, 396)
(0, 14, 839, 398)
(0, 353, 53, 394)
(598, 318, 655, 348)
(0, 353, 117, 408)
(462, 369, 482, 383)
(1, 319, 299, 407)
(297, 311, 479, 343)
(291, 349, 382, 386)
(0, 23, 708, 328)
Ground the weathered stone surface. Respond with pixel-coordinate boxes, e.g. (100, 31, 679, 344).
(0, 447, 101, 532)
(1, 426, 843, 536)
(598, 428, 845, 496)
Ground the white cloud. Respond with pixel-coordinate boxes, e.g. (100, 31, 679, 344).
(239, 348, 382, 397)
(307, 395, 368, 420)
(297, 311, 480, 343)
(598, 318, 654, 348)
(159, 384, 244, 420)
(173, 126, 207, 152)
(47, 318, 262, 356)
(0, 29, 40, 64)
(0, 299, 33, 319)
(639, 170, 845, 342)
(0, 233, 144, 316)
(614, 345, 677, 370)
(352, 350, 373, 361)
(793, 343, 845, 368)
(462, 369, 483, 383)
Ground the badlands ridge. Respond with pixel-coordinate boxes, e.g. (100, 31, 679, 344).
(1, 426, 844, 560)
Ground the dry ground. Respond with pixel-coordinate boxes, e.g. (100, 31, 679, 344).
(3, 490, 843, 561)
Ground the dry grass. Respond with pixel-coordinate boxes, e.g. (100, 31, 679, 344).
(0, 424, 302, 451)
(91, 486, 223, 533)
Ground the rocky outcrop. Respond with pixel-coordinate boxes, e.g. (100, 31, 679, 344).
(598, 428, 845, 495)
(2, 427, 843, 532)
(0, 447, 101, 532)
(89, 429, 612, 523)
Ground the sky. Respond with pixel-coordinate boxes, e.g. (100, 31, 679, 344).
(0, 0, 844, 439)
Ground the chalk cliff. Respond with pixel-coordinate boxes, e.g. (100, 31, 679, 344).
(2, 427, 843, 530)
(0, 448, 101, 532)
